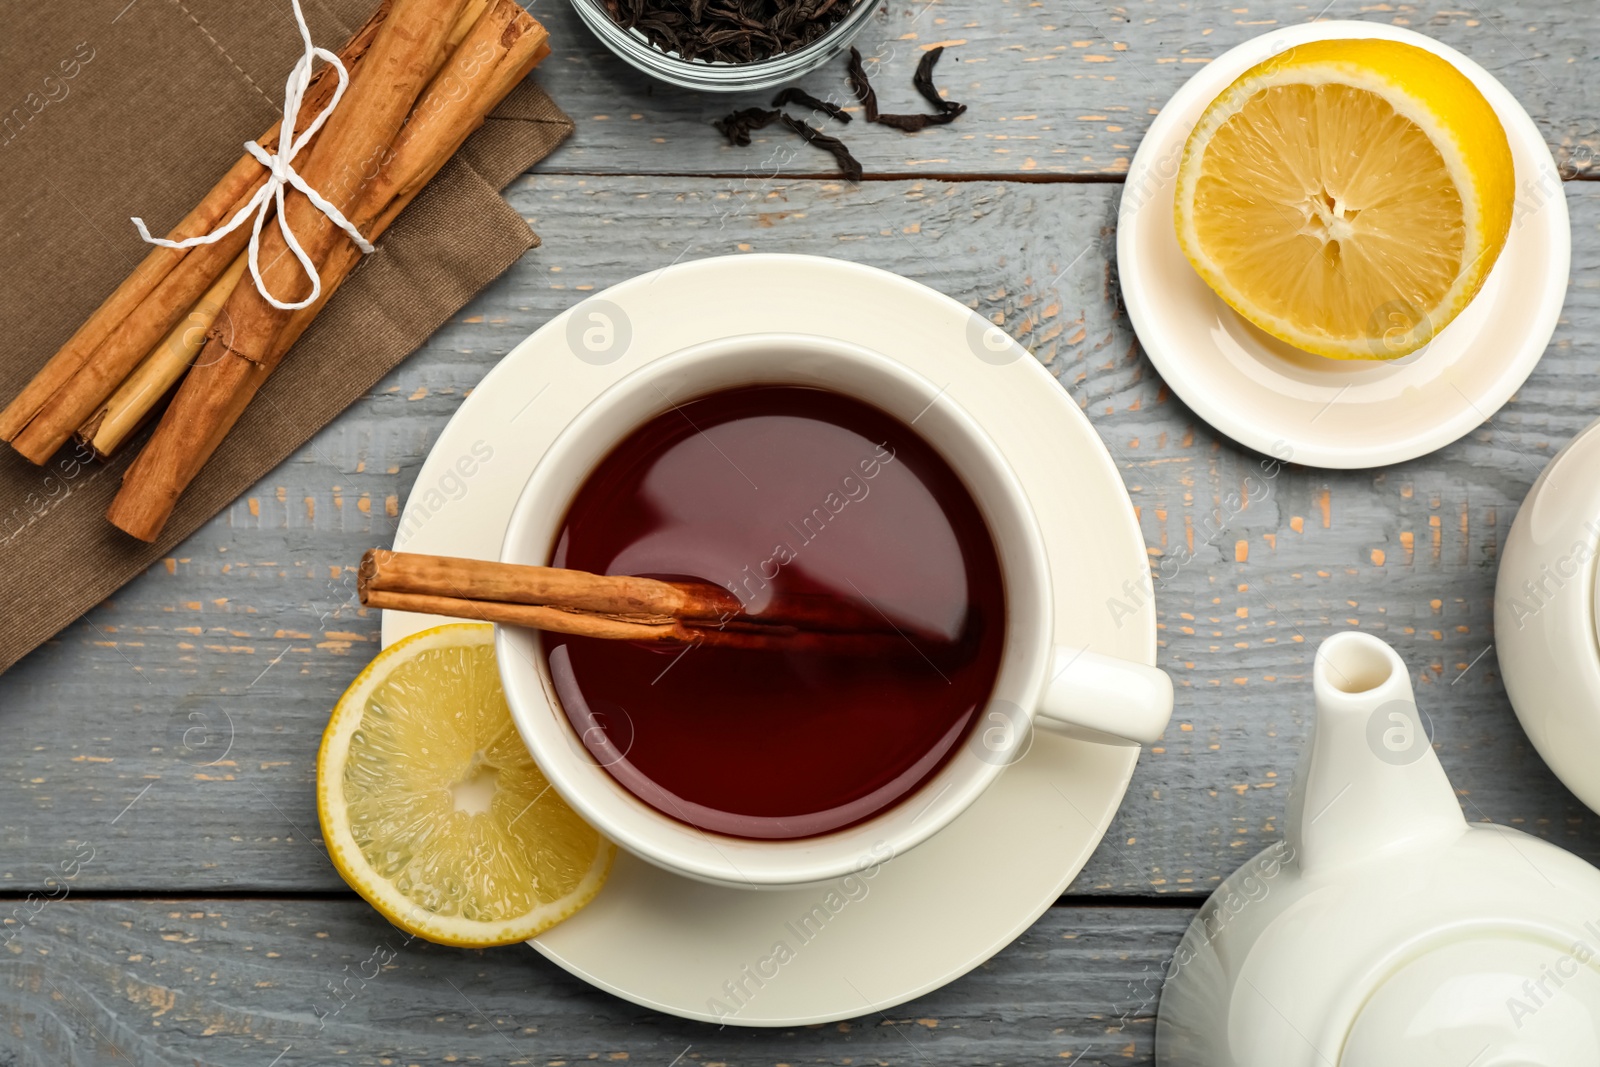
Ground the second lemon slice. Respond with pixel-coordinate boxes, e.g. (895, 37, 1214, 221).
(1174, 38, 1515, 360)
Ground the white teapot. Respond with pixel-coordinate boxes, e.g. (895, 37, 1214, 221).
(1497, 415, 1600, 815)
(1156, 632, 1600, 1067)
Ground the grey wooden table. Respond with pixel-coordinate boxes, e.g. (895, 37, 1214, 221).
(3, 1, 1596, 1063)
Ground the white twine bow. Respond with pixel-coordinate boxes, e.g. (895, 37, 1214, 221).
(131, 0, 373, 311)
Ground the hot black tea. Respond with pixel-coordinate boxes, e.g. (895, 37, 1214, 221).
(544, 385, 1005, 839)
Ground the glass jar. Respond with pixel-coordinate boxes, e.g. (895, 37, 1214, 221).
(568, 0, 885, 93)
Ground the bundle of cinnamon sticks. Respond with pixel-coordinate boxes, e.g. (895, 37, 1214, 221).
(0, 0, 549, 542)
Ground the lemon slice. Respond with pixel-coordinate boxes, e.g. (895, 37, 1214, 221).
(318, 623, 613, 947)
(1174, 38, 1514, 359)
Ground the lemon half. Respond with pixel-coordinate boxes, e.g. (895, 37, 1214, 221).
(1175, 38, 1514, 359)
(318, 623, 613, 947)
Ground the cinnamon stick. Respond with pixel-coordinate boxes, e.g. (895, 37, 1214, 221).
(76, 253, 250, 461)
(108, 0, 473, 541)
(361, 549, 746, 621)
(361, 588, 692, 642)
(359, 550, 924, 639)
(358, 587, 917, 655)
(0, 161, 254, 445)
(10, 192, 258, 463)
(19, 1, 413, 465)
(0, 2, 393, 452)
(271, 3, 550, 362)
(374, 0, 540, 216)
(359, 588, 923, 655)
(357, 553, 927, 656)
(446, 0, 491, 50)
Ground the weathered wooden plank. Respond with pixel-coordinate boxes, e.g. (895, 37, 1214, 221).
(0, 898, 1187, 1065)
(2, 175, 1596, 896)
(531, 0, 1600, 178)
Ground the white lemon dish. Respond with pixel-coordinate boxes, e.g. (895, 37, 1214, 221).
(1119, 22, 1568, 469)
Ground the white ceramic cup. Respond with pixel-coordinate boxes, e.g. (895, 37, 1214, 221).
(497, 333, 1173, 889)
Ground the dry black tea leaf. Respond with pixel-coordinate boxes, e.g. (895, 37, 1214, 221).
(716, 106, 864, 181)
(602, 0, 857, 64)
(772, 87, 851, 123)
(912, 46, 966, 116)
(846, 47, 881, 122)
(847, 45, 966, 132)
(867, 111, 945, 133)
(713, 106, 863, 180)
(714, 107, 784, 146)
(780, 114, 864, 181)
(714, 44, 964, 180)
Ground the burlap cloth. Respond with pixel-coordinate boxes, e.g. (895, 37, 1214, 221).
(0, 0, 573, 673)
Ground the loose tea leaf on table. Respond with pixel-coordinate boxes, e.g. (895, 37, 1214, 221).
(847, 45, 966, 131)
(713, 106, 784, 146)
(601, 0, 856, 63)
(713, 106, 862, 179)
(713, 45, 963, 180)
(773, 86, 851, 123)
(844, 47, 880, 120)
(780, 114, 864, 181)
(912, 46, 966, 116)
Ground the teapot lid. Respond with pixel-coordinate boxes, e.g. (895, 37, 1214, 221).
(1341, 935, 1600, 1066)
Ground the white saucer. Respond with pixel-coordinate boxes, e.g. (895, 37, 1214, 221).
(1117, 21, 1569, 470)
(381, 254, 1157, 1025)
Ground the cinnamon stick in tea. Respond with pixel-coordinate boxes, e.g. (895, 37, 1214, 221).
(0, 2, 393, 452)
(358, 550, 929, 655)
(361, 550, 914, 637)
(108, 0, 473, 541)
(361, 588, 692, 642)
(361, 588, 923, 654)
(362, 549, 745, 620)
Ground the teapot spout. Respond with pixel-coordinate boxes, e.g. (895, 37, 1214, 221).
(1286, 632, 1465, 876)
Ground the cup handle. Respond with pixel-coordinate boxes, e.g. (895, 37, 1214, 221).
(1035, 646, 1173, 746)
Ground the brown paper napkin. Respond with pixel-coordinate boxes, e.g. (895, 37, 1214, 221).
(0, 1, 574, 674)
